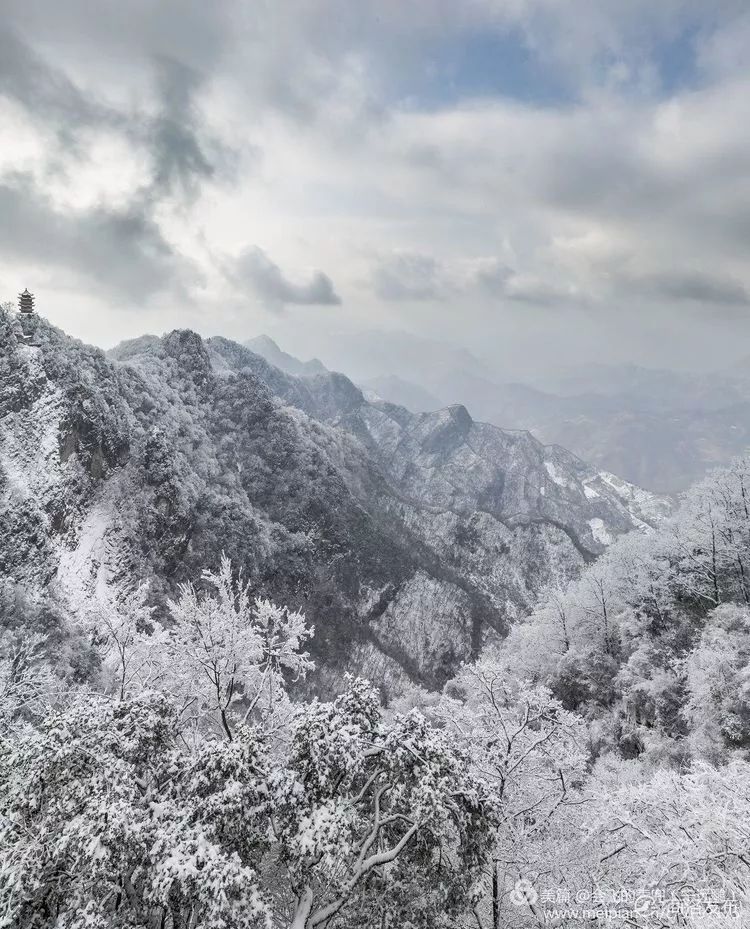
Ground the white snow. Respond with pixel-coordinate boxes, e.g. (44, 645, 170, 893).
(0, 347, 65, 509)
(588, 517, 613, 546)
(598, 470, 671, 524)
(583, 481, 600, 500)
(544, 461, 569, 488)
(56, 504, 115, 610)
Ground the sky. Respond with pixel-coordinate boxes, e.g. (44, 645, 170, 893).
(2, 0, 750, 379)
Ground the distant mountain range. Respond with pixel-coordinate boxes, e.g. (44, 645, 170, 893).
(245, 334, 328, 377)
(1, 309, 667, 695)
(250, 333, 750, 493)
(419, 368, 750, 495)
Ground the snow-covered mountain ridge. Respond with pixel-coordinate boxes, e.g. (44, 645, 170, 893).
(1, 309, 670, 693)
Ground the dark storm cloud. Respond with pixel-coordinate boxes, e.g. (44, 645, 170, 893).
(152, 57, 213, 192)
(0, 174, 194, 302)
(233, 247, 341, 309)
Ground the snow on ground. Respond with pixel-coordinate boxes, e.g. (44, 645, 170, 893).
(0, 346, 65, 511)
(56, 502, 116, 613)
(588, 517, 613, 546)
(598, 471, 672, 523)
(582, 479, 600, 499)
(1, 345, 122, 611)
(544, 460, 570, 487)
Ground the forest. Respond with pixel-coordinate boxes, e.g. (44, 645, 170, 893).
(3, 455, 750, 927)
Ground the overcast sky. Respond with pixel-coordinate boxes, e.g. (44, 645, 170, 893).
(2, 1, 750, 377)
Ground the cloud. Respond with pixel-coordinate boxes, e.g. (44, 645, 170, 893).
(625, 268, 750, 308)
(0, 18, 235, 306)
(474, 259, 513, 295)
(0, 27, 231, 205)
(1, 0, 750, 369)
(0, 173, 195, 301)
(147, 54, 236, 203)
(368, 253, 577, 308)
(473, 258, 576, 305)
(371, 252, 444, 301)
(232, 247, 341, 309)
(0, 27, 127, 147)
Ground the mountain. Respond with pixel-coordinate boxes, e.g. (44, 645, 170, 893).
(359, 375, 443, 413)
(533, 402, 750, 494)
(244, 335, 327, 377)
(248, 328, 493, 388)
(1, 308, 668, 694)
(537, 362, 750, 411)
(245, 335, 444, 414)
(349, 354, 750, 494)
(426, 376, 750, 495)
(245, 331, 750, 493)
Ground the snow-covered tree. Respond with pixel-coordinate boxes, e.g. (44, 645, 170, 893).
(0, 677, 498, 929)
(163, 555, 314, 740)
(587, 756, 750, 927)
(0, 628, 55, 736)
(684, 603, 750, 761)
(0, 562, 497, 929)
(0, 690, 272, 929)
(79, 558, 313, 741)
(435, 659, 588, 927)
(82, 583, 165, 700)
(274, 676, 496, 928)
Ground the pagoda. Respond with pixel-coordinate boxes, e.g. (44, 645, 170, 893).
(18, 289, 35, 314)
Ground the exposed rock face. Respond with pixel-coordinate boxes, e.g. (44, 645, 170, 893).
(0, 308, 670, 694)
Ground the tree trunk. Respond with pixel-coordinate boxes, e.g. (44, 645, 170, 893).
(290, 887, 314, 929)
(492, 861, 499, 928)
